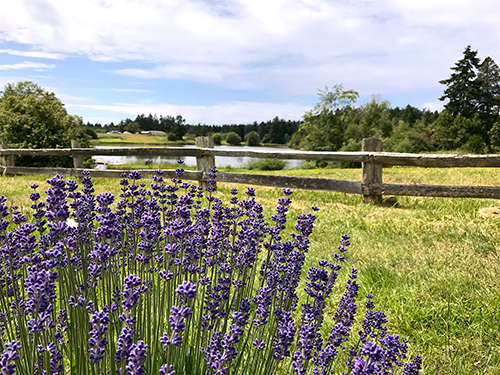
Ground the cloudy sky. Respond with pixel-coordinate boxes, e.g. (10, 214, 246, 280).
(0, 0, 499, 125)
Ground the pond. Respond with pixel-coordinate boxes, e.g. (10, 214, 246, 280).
(94, 145, 304, 169)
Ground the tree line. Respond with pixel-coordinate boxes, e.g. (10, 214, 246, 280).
(86, 115, 301, 146)
(0, 45, 498, 168)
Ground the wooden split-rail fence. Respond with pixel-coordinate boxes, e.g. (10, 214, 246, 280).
(1, 137, 500, 201)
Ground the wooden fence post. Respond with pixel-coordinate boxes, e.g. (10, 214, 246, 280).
(195, 136, 215, 189)
(0, 143, 14, 175)
(362, 138, 383, 203)
(71, 139, 84, 169)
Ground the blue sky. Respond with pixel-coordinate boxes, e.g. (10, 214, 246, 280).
(1, 0, 499, 125)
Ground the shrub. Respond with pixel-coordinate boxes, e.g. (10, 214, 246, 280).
(167, 133, 177, 141)
(226, 131, 242, 145)
(245, 131, 261, 146)
(300, 160, 320, 169)
(212, 133, 222, 145)
(85, 126, 99, 139)
(245, 158, 286, 170)
(462, 134, 488, 154)
(184, 132, 197, 141)
(262, 133, 272, 144)
(0, 167, 422, 375)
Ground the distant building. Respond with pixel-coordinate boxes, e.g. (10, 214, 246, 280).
(141, 130, 166, 135)
(108, 130, 121, 134)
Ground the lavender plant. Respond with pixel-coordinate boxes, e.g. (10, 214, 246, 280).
(0, 163, 422, 375)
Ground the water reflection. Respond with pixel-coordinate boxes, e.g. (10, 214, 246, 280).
(94, 145, 304, 169)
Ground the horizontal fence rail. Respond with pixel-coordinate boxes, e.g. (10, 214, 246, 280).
(2, 147, 500, 167)
(0, 137, 499, 200)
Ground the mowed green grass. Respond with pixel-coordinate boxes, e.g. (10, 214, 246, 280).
(94, 133, 193, 145)
(1, 167, 499, 374)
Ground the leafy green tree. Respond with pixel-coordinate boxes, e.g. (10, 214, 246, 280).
(431, 110, 481, 150)
(84, 126, 98, 139)
(244, 131, 261, 146)
(226, 132, 242, 145)
(0, 81, 90, 167)
(488, 120, 500, 150)
(212, 133, 222, 145)
(313, 84, 359, 113)
(299, 110, 345, 151)
(291, 84, 359, 151)
(172, 115, 186, 140)
(1, 81, 45, 98)
(359, 97, 392, 138)
(124, 122, 141, 134)
(385, 120, 433, 153)
(463, 134, 488, 154)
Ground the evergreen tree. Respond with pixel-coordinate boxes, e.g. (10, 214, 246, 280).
(439, 45, 482, 119)
(438, 46, 500, 148)
(477, 56, 500, 131)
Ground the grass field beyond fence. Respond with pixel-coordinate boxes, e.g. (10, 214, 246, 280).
(0, 166, 498, 374)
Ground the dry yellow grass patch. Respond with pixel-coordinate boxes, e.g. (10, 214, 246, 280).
(478, 207, 500, 219)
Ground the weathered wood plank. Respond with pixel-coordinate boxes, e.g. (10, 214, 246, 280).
(196, 137, 215, 188)
(214, 172, 363, 194)
(71, 140, 84, 169)
(73, 147, 201, 157)
(0, 144, 14, 168)
(0, 147, 201, 157)
(0, 166, 203, 181)
(2, 166, 498, 199)
(199, 148, 369, 162)
(0, 148, 74, 156)
(372, 183, 500, 199)
(362, 138, 383, 203)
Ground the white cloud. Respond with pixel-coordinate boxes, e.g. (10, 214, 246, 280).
(0, 61, 56, 70)
(0, 49, 65, 59)
(67, 100, 310, 124)
(0, 0, 498, 96)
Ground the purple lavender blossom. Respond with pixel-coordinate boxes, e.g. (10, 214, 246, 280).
(272, 310, 296, 360)
(0, 171, 423, 375)
(115, 326, 134, 364)
(88, 309, 110, 363)
(403, 355, 423, 375)
(125, 340, 147, 375)
(160, 364, 175, 375)
(122, 274, 146, 310)
(0, 341, 21, 375)
(175, 281, 197, 301)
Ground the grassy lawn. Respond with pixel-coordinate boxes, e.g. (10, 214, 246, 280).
(94, 133, 194, 145)
(0, 167, 499, 374)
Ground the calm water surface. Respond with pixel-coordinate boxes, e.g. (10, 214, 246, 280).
(94, 145, 304, 169)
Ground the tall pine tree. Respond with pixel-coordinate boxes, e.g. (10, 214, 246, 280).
(439, 45, 481, 118)
(438, 46, 500, 146)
